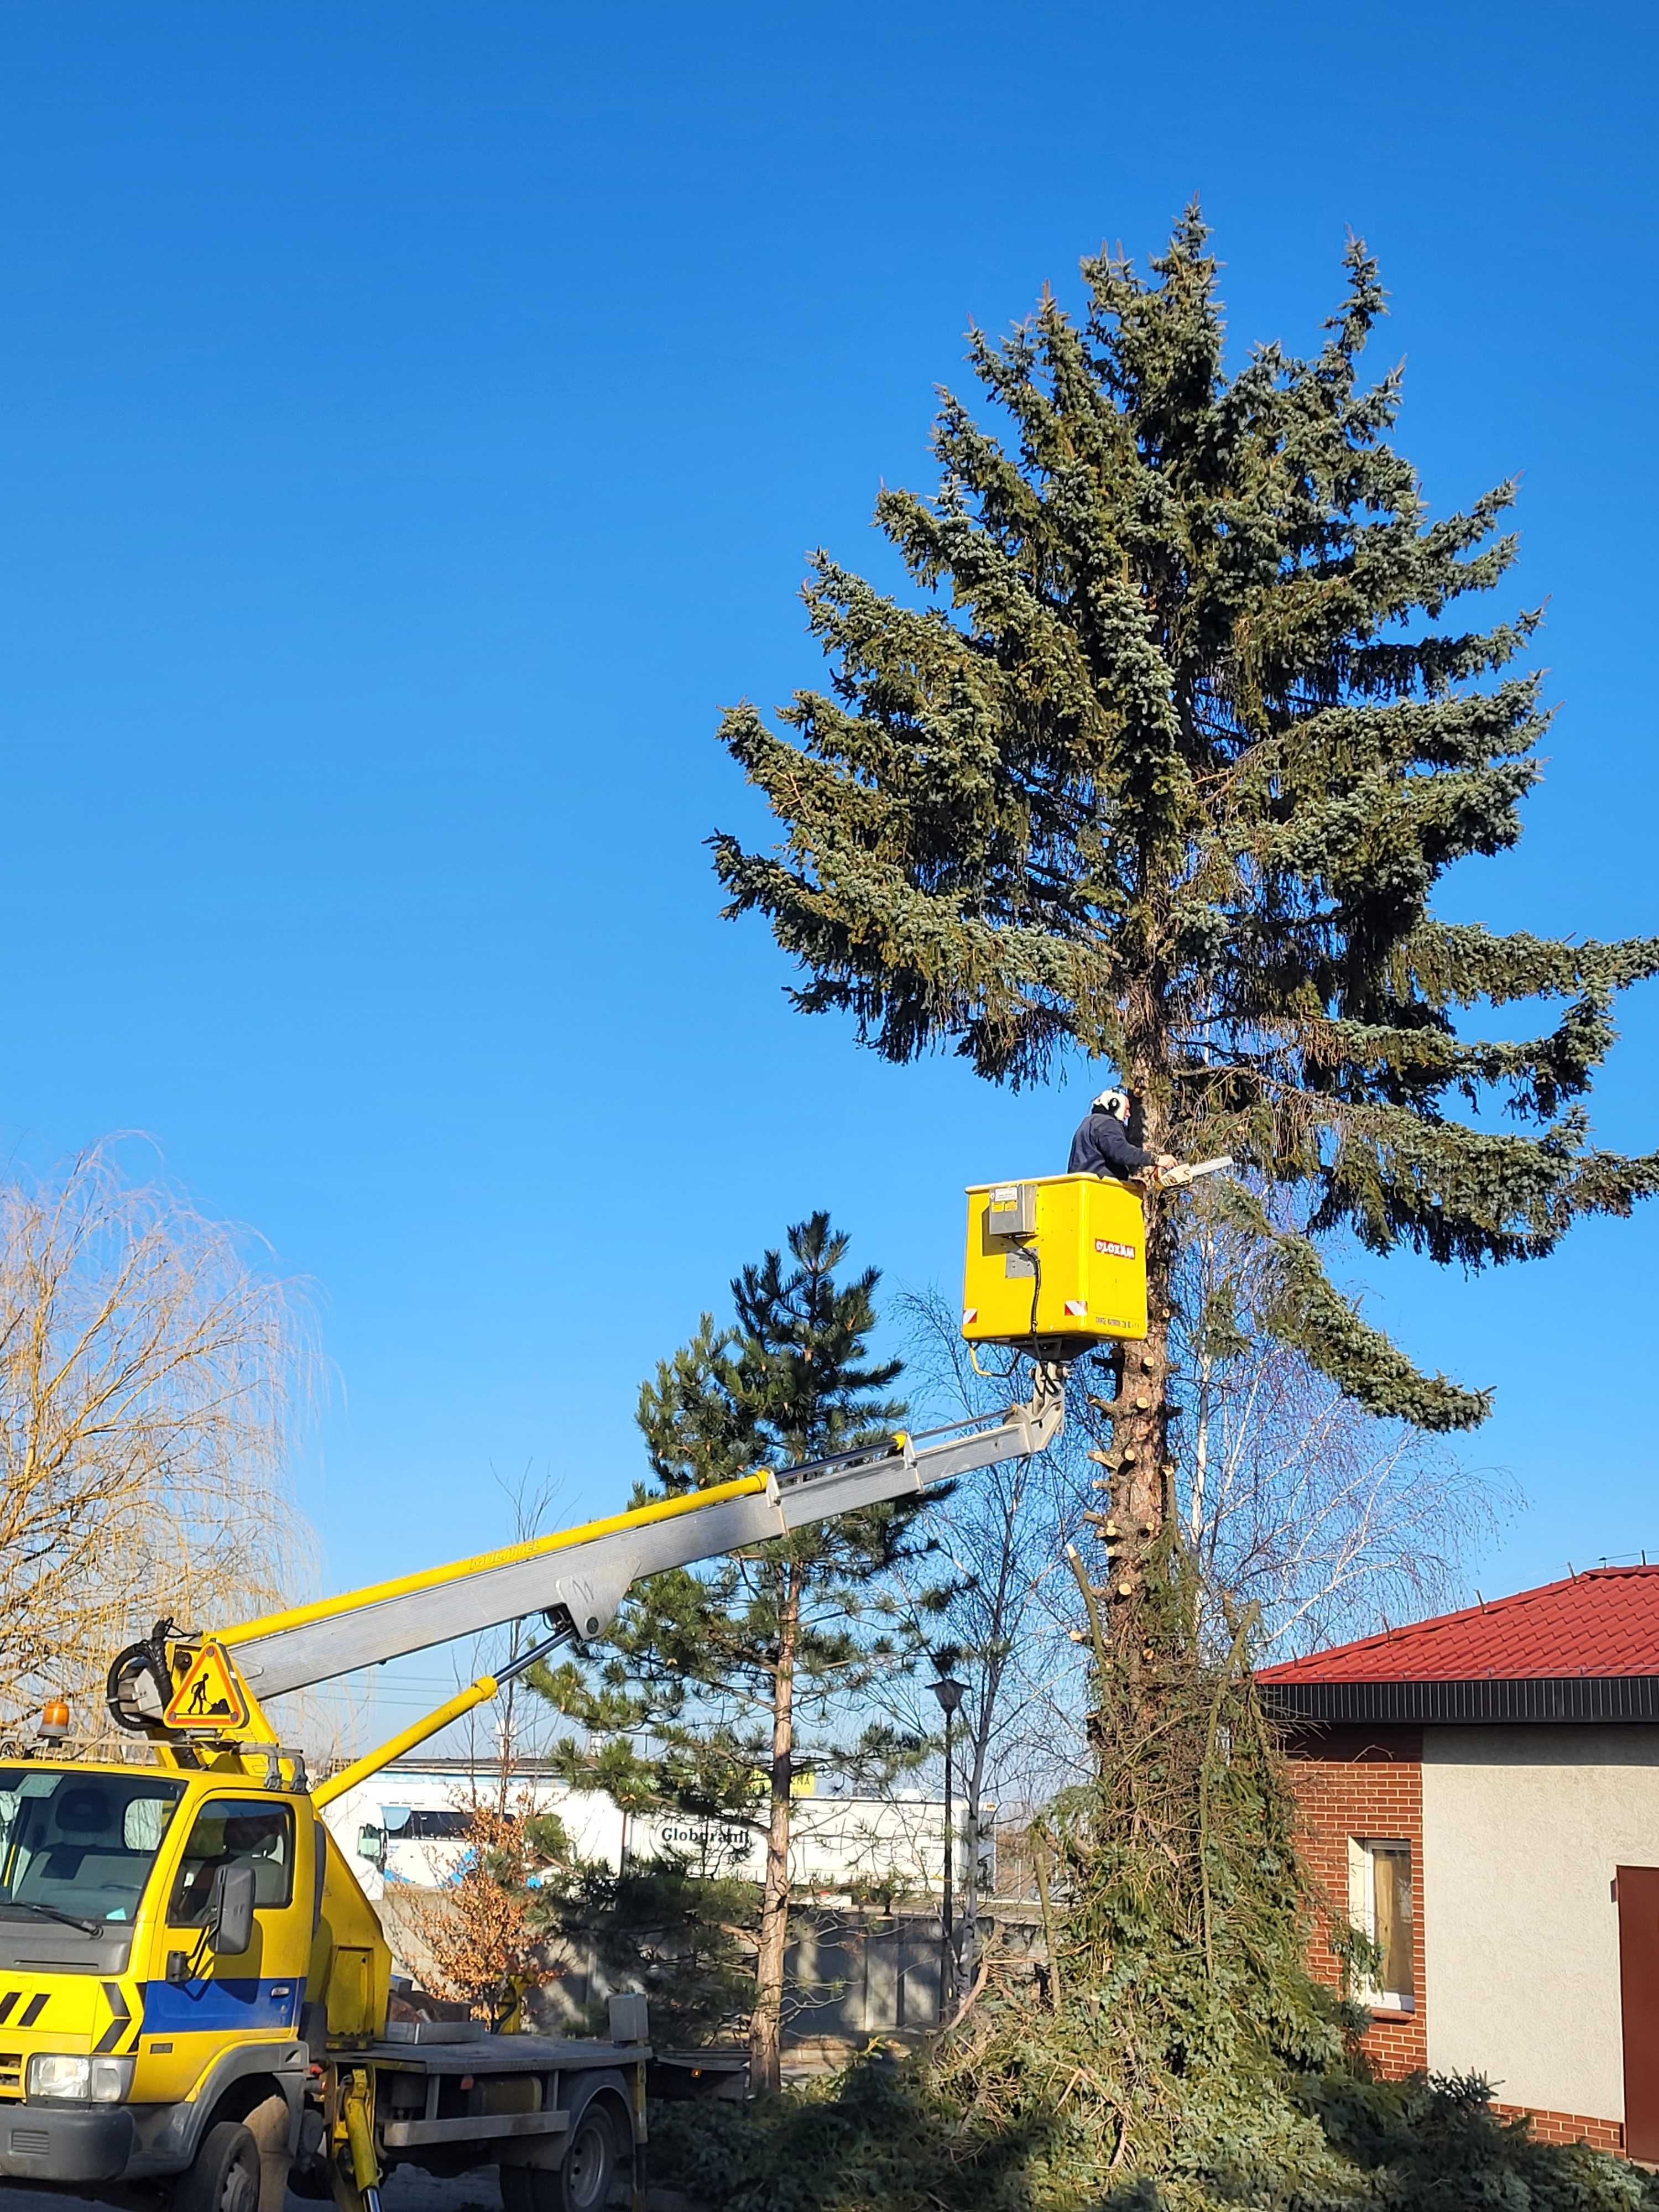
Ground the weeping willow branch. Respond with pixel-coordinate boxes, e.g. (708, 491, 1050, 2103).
(0, 1140, 316, 1731)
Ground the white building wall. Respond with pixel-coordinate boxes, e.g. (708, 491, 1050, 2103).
(318, 1770, 628, 1900)
(319, 1764, 947, 1901)
(1421, 1724, 1659, 2121)
(632, 1796, 948, 1892)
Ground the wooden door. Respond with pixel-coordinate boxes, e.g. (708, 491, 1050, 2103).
(1617, 1865, 1659, 2159)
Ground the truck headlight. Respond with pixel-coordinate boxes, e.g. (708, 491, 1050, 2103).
(26, 2054, 134, 2103)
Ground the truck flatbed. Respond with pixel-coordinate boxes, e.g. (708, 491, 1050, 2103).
(361, 2026, 649, 2162)
(370, 2030, 648, 2071)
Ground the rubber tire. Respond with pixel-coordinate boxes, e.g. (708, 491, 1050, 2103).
(560, 2102, 618, 2212)
(242, 2090, 292, 2212)
(498, 2167, 550, 2212)
(173, 2121, 262, 2212)
(284, 2158, 334, 2203)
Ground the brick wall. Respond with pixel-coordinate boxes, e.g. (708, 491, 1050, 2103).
(1282, 1724, 1427, 2076)
(1495, 2103, 1624, 2153)
(1283, 1723, 1630, 2155)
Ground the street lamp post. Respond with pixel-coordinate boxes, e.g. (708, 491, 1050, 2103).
(929, 1672, 967, 2017)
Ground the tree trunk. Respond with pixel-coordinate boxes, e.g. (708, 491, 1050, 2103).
(1112, 1186, 1172, 1584)
(748, 1563, 801, 2094)
(959, 1718, 990, 2003)
(1100, 1038, 1176, 1667)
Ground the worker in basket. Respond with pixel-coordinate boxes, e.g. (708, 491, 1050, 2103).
(1068, 1088, 1182, 1185)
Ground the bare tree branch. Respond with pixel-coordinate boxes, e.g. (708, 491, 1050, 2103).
(0, 1139, 315, 1731)
(1170, 1193, 1518, 1656)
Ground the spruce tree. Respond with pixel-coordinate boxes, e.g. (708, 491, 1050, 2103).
(538, 1213, 939, 2094)
(712, 210, 1659, 1614)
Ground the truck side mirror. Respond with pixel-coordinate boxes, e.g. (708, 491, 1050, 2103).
(210, 1861, 257, 1956)
(357, 1825, 385, 1865)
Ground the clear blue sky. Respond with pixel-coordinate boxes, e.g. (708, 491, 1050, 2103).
(4, 2, 1656, 1712)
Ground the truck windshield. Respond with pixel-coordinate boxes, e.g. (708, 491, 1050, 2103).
(0, 1768, 186, 1929)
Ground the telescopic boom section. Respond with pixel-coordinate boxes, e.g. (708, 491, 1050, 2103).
(221, 1380, 1065, 1700)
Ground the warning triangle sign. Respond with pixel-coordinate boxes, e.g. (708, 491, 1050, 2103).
(163, 1642, 251, 1732)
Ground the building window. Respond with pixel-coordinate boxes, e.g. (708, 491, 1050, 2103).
(398, 1809, 471, 1841)
(1348, 1837, 1414, 2011)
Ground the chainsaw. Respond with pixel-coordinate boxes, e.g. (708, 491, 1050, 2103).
(1154, 1153, 1234, 1190)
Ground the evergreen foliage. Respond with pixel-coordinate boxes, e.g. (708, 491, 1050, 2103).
(397, 1792, 752, 2047)
(657, 1556, 1344, 2209)
(536, 1212, 944, 2087)
(549, 1859, 758, 2048)
(653, 2062, 1659, 2212)
(712, 210, 1659, 1433)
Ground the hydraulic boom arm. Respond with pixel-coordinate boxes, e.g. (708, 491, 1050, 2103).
(102, 1159, 1124, 1768)
(221, 1379, 1062, 1699)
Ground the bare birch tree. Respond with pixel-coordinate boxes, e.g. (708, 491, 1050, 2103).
(0, 1141, 314, 1733)
(888, 1295, 1093, 1800)
(412, 1460, 571, 1799)
(1172, 1199, 1516, 1657)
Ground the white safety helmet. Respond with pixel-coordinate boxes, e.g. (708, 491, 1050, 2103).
(1092, 1089, 1131, 1121)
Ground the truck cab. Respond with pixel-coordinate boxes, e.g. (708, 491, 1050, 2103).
(0, 1754, 314, 2198)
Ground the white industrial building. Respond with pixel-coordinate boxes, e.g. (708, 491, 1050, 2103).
(321, 1756, 958, 1904)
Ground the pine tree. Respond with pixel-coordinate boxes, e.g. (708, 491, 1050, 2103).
(538, 1213, 940, 2093)
(712, 210, 1659, 1615)
(548, 1858, 760, 2049)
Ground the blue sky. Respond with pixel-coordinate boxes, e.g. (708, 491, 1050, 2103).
(3, 2, 1656, 1725)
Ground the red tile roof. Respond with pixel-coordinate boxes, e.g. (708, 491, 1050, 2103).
(1256, 1566, 1659, 1684)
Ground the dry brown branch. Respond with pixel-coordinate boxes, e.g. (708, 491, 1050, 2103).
(1031, 1827, 1063, 2017)
(398, 1792, 566, 2023)
(938, 1948, 993, 2037)
(0, 1141, 314, 1731)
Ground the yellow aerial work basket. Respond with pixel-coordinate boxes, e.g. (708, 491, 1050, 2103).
(962, 1173, 1148, 1354)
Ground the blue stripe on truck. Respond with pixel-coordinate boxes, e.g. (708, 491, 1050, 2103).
(138, 1979, 302, 2033)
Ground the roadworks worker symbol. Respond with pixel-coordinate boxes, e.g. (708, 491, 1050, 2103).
(163, 1642, 250, 1731)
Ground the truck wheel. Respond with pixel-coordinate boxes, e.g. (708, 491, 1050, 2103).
(242, 2091, 293, 2212)
(173, 2121, 262, 2212)
(499, 2167, 541, 2212)
(559, 2101, 618, 2212)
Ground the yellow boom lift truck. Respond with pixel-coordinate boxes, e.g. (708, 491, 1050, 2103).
(0, 1167, 1193, 2212)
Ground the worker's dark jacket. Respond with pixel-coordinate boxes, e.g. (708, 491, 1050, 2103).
(1068, 1111, 1157, 1180)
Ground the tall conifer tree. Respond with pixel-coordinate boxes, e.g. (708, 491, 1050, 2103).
(540, 1213, 935, 2094)
(712, 212, 1659, 1606)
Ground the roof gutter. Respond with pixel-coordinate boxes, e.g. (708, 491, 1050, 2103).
(1260, 1675, 1659, 1726)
